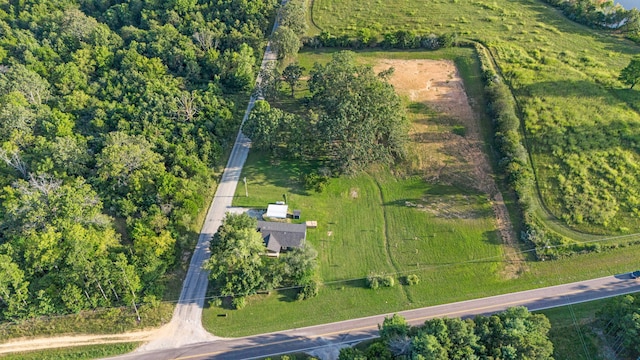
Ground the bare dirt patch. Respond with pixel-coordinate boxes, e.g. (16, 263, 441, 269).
(374, 59, 525, 278)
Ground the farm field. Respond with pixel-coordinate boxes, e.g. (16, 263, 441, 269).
(201, 49, 640, 337)
(312, 0, 640, 236)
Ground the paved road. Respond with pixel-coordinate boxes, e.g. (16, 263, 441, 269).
(139, 9, 280, 351)
(112, 274, 640, 359)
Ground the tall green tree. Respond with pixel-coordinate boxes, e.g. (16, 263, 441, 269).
(244, 100, 301, 155)
(203, 213, 267, 297)
(308, 51, 408, 174)
(619, 56, 640, 89)
(271, 26, 301, 60)
(278, 0, 308, 36)
(0, 254, 29, 320)
(282, 62, 303, 97)
(280, 244, 317, 284)
(219, 44, 256, 91)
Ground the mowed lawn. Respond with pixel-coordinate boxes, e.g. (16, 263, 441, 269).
(203, 152, 504, 336)
(202, 150, 640, 337)
(312, 0, 640, 235)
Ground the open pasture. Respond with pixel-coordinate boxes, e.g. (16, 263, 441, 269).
(312, 0, 640, 235)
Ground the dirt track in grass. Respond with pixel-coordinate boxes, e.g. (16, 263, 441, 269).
(374, 59, 526, 278)
(0, 330, 154, 355)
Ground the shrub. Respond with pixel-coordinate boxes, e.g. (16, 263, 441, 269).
(439, 32, 458, 48)
(209, 297, 222, 308)
(382, 275, 395, 287)
(303, 172, 329, 192)
(367, 274, 380, 290)
(297, 279, 320, 300)
(405, 274, 420, 286)
(367, 273, 395, 289)
(232, 297, 246, 310)
(452, 125, 466, 137)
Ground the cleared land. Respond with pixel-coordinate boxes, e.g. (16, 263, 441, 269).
(372, 58, 524, 277)
(312, 0, 640, 236)
(201, 50, 640, 337)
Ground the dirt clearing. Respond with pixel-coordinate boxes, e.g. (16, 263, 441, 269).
(374, 59, 525, 278)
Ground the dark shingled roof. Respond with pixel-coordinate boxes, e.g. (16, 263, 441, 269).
(257, 221, 306, 252)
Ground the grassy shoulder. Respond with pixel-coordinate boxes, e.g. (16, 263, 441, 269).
(0, 303, 172, 341)
(0, 342, 140, 360)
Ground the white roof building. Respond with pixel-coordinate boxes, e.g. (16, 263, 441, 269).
(266, 204, 288, 219)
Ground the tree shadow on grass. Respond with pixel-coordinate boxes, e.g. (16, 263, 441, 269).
(277, 288, 300, 303)
(333, 278, 369, 289)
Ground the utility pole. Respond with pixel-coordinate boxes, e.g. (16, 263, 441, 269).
(243, 176, 248, 197)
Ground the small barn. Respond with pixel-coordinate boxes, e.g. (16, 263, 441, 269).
(266, 204, 288, 219)
(257, 221, 306, 257)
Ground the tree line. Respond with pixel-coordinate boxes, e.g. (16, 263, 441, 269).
(597, 294, 640, 358)
(541, 0, 640, 42)
(0, 0, 279, 321)
(339, 307, 554, 359)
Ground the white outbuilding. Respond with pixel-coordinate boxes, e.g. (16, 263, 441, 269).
(266, 204, 288, 219)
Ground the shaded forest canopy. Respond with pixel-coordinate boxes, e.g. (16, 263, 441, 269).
(0, 0, 278, 320)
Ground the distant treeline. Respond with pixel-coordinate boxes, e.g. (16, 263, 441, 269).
(542, 0, 640, 41)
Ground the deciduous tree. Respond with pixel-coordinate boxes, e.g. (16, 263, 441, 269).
(271, 26, 301, 60)
(282, 62, 303, 97)
(619, 56, 640, 89)
(308, 51, 408, 174)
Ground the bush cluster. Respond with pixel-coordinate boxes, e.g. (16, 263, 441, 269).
(541, 0, 639, 37)
(405, 274, 420, 286)
(304, 30, 458, 50)
(296, 279, 320, 301)
(303, 172, 330, 193)
(367, 273, 395, 289)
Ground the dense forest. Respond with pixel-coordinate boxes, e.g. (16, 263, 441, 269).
(0, 0, 278, 321)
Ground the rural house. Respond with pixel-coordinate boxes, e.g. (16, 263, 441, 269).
(257, 221, 306, 256)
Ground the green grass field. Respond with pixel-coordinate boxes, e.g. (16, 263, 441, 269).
(203, 150, 640, 337)
(311, 0, 640, 236)
(0, 343, 140, 360)
(201, 48, 640, 338)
